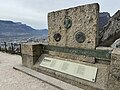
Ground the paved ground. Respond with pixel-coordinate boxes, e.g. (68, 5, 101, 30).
(0, 52, 60, 90)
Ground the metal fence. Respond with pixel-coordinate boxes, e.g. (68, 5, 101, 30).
(0, 42, 21, 55)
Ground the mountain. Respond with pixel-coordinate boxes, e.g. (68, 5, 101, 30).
(99, 12, 111, 31)
(99, 10, 120, 46)
(98, 12, 111, 41)
(0, 20, 48, 38)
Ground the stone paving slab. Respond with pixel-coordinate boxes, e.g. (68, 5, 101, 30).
(13, 65, 83, 90)
(0, 52, 60, 90)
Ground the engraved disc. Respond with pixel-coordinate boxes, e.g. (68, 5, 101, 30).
(75, 32, 86, 43)
(64, 17, 72, 29)
(53, 33, 61, 42)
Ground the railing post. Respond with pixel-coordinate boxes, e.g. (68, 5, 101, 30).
(0, 46, 1, 51)
(11, 43, 14, 53)
(19, 44, 21, 55)
(4, 42, 7, 52)
(14, 43, 16, 53)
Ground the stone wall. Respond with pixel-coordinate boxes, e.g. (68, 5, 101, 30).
(48, 3, 99, 63)
(108, 48, 120, 90)
(21, 42, 120, 90)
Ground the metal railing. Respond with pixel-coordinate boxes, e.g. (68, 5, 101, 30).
(0, 42, 21, 55)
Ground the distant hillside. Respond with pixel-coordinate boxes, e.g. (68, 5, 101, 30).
(0, 20, 48, 38)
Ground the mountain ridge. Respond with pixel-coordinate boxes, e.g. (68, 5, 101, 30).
(0, 20, 48, 38)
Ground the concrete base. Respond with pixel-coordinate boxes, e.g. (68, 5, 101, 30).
(32, 54, 109, 90)
(13, 65, 82, 90)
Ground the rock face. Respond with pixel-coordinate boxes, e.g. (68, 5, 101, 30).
(111, 38, 120, 48)
(99, 10, 120, 46)
(99, 12, 111, 40)
(99, 12, 110, 31)
(0, 20, 48, 38)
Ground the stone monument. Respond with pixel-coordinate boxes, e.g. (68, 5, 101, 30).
(21, 3, 120, 90)
(48, 3, 99, 63)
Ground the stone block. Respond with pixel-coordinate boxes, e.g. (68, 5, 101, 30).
(96, 47, 113, 51)
(108, 48, 120, 90)
(48, 3, 99, 63)
(22, 54, 39, 68)
(48, 3, 99, 49)
(21, 43, 42, 56)
(21, 43, 43, 68)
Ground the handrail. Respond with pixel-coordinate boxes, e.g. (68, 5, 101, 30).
(42, 45, 111, 60)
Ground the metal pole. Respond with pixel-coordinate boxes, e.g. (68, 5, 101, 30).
(4, 42, 7, 52)
(0, 46, 1, 51)
(11, 43, 14, 53)
(19, 44, 21, 55)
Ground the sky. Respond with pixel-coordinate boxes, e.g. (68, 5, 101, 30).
(0, 0, 119, 29)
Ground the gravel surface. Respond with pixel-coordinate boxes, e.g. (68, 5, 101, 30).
(0, 52, 60, 90)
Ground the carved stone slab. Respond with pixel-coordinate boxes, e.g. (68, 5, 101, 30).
(48, 3, 99, 49)
(48, 3, 99, 63)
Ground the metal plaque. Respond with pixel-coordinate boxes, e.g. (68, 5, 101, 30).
(42, 45, 111, 59)
(40, 57, 98, 82)
(75, 32, 86, 43)
(53, 33, 61, 42)
(64, 17, 72, 29)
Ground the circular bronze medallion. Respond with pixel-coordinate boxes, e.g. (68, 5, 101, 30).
(64, 17, 72, 29)
(54, 33, 61, 42)
(75, 32, 86, 43)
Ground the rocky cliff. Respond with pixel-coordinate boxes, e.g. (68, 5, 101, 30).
(99, 10, 120, 46)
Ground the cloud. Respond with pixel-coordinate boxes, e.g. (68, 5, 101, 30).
(0, 0, 47, 29)
(0, 0, 119, 29)
(0, 0, 71, 29)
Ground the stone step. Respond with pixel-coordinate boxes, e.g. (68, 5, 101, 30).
(13, 65, 83, 90)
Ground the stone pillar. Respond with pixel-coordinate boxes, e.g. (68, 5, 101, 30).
(21, 43, 42, 68)
(108, 48, 120, 90)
